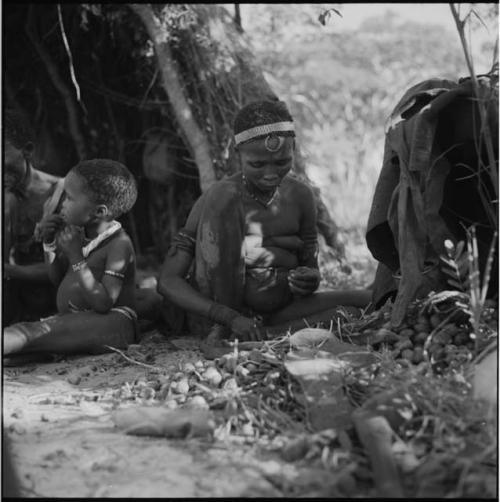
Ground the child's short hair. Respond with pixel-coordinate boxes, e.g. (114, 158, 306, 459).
(72, 159, 138, 218)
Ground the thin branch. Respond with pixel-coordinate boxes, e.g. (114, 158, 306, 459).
(25, 4, 88, 160)
(57, 4, 87, 115)
(140, 67, 159, 109)
(104, 345, 165, 372)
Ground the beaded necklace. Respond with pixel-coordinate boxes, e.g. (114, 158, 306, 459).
(241, 174, 279, 208)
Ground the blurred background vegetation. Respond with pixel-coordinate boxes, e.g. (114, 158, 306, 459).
(238, 3, 497, 231)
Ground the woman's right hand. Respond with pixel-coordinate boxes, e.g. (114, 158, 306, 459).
(230, 315, 264, 341)
(38, 214, 65, 243)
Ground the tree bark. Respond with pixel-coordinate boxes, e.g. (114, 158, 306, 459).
(129, 3, 216, 192)
(25, 5, 88, 161)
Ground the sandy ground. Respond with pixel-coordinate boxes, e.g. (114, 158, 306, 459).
(3, 336, 303, 498)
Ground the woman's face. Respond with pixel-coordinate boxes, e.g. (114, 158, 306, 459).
(4, 141, 28, 191)
(238, 137, 294, 193)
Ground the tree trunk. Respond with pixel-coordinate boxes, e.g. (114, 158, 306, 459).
(129, 3, 216, 192)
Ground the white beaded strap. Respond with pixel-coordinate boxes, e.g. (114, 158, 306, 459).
(234, 121, 295, 145)
(104, 269, 125, 280)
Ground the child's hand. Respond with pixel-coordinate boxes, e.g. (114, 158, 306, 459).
(288, 266, 321, 296)
(57, 225, 84, 261)
(37, 214, 66, 243)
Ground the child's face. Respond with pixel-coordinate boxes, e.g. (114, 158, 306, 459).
(60, 171, 99, 227)
(239, 137, 294, 192)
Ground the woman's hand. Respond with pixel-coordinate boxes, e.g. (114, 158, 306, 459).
(57, 225, 85, 262)
(37, 214, 66, 243)
(288, 266, 321, 296)
(230, 315, 264, 341)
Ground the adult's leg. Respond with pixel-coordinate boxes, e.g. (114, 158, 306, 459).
(3, 311, 135, 356)
(266, 289, 372, 327)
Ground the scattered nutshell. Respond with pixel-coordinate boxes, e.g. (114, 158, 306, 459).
(67, 374, 82, 386)
(139, 387, 155, 400)
(241, 422, 254, 437)
(203, 367, 222, 387)
(157, 383, 171, 401)
(176, 379, 190, 395)
(183, 362, 196, 374)
(224, 399, 239, 417)
(187, 395, 209, 410)
(236, 366, 250, 379)
(223, 354, 238, 372)
(165, 399, 178, 410)
(223, 378, 239, 392)
(194, 360, 205, 370)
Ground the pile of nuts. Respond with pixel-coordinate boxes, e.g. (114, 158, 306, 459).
(112, 344, 304, 436)
(343, 294, 497, 372)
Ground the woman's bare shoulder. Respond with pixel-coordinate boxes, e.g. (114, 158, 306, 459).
(282, 175, 314, 199)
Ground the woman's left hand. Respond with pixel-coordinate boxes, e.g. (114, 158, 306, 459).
(57, 225, 84, 261)
(288, 266, 321, 296)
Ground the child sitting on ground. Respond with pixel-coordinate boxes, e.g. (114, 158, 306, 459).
(3, 159, 138, 356)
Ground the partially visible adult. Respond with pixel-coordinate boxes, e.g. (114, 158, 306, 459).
(3, 110, 64, 325)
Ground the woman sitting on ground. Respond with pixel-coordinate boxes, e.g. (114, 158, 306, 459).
(158, 100, 371, 342)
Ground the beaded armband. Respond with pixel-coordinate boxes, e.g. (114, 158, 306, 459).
(104, 270, 125, 280)
(71, 260, 87, 272)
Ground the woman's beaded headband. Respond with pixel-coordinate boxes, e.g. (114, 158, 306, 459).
(234, 121, 295, 146)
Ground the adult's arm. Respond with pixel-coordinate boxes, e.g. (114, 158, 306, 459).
(4, 262, 51, 283)
(158, 249, 216, 318)
(288, 182, 321, 296)
(297, 181, 320, 269)
(4, 191, 18, 261)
